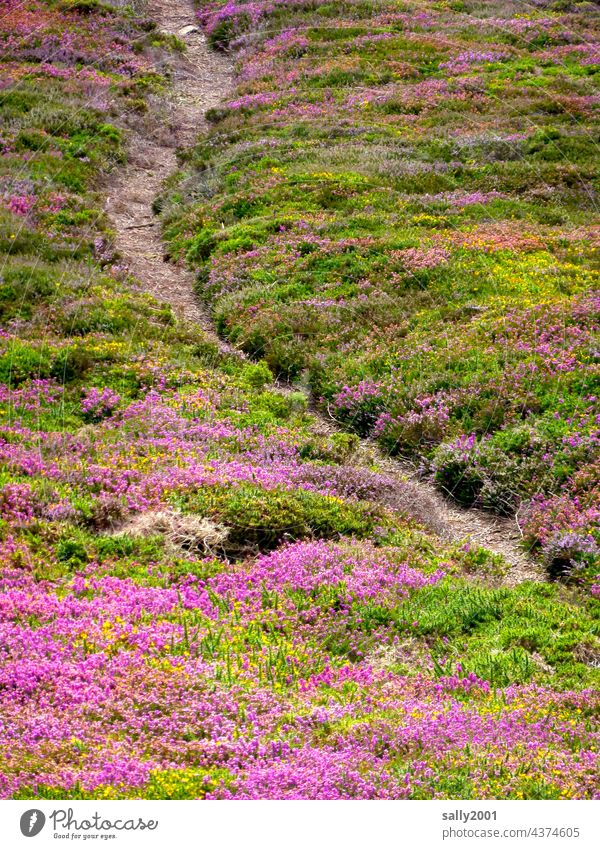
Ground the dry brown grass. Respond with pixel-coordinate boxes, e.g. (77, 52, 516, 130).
(117, 508, 228, 556)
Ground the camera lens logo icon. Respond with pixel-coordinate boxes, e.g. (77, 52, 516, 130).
(20, 810, 46, 837)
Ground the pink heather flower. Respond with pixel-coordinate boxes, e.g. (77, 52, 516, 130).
(440, 50, 510, 74)
(0, 483, 35, 524)
(3, 194, 36, 216)
(333, 380, 384, 412)
(81, 387, 121, 419)
(42, 193, 67, 213)
(393, 246, 450, 272)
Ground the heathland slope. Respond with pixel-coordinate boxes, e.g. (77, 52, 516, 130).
(0, 0, 597, 800)
(163, 0, 600, 589)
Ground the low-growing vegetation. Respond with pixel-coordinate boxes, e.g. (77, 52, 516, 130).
(162, 0, 600, 591)
(0, 0, 598, 801)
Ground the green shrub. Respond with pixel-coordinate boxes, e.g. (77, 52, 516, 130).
(176, 484, 380, 554)
(0, 342, 52, 385)
(241, 361, 273, 388)
(56, 537, 89, 567)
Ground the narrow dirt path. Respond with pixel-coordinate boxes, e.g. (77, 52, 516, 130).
(361, 447, 540, 586)
(105, 0, 234, 347)
(292, 397, 541, 586)
(106, 0, 543, 586)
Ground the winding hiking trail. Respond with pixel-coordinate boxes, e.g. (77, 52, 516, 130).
(291, 403, 541, 586)
(106, 0, 233, 345)
(106, 0, 542, 586)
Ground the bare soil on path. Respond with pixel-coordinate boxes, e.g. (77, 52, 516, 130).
(106, 0, 232, 340)
(105, 0, 543, 585)
(296, 402, 541, 586)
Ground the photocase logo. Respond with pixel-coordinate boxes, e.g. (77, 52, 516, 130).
(19, 810, 46, 838)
